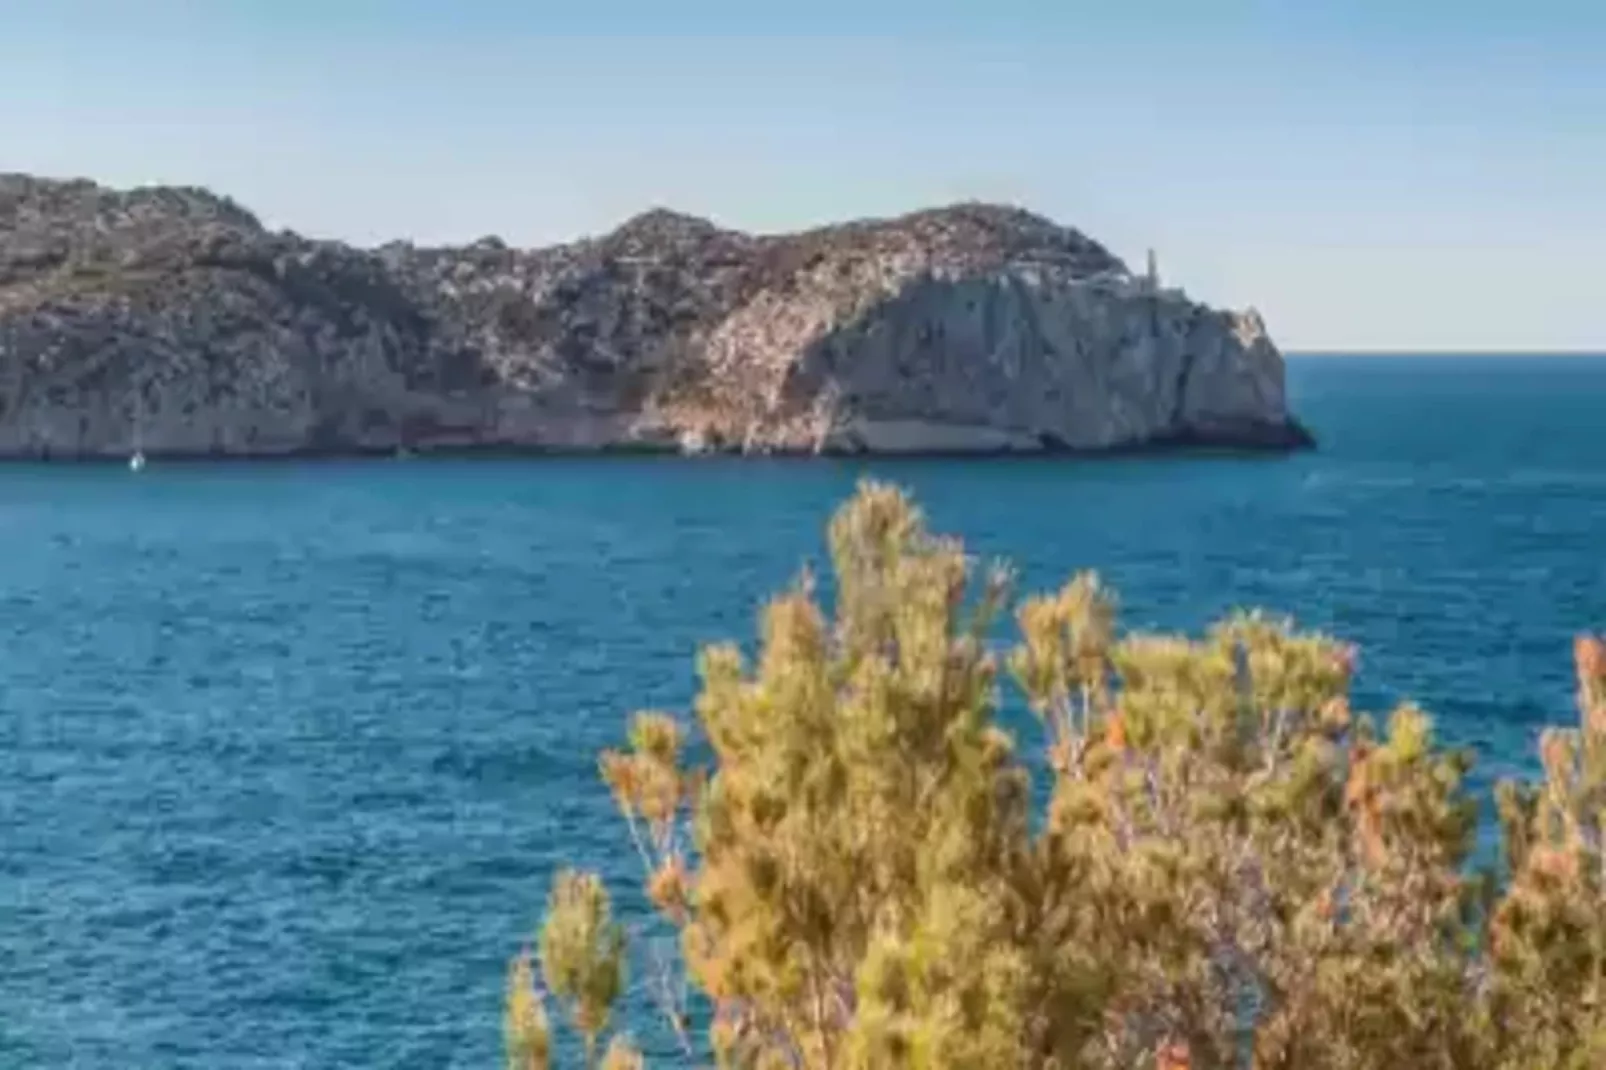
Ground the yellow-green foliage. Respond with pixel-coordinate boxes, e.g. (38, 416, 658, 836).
(507, 480, 1606, 1068)
(537, 869, 626, 1067)
(505, 950, 551, 1070)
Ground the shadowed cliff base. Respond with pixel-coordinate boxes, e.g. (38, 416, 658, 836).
(0, 420, 1315, 464)
(0, 173, 1310, 459)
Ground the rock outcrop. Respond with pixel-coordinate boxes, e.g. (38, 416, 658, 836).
(0, 173, 1311, 458)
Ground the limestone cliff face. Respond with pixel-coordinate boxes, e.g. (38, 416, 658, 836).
(0, 174, 1310, 457)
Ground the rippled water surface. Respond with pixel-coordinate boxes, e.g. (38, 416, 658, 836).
(2, 355, 1605, 1067)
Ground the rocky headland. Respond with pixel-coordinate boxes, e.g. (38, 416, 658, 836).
(0, 173, 1311, 458)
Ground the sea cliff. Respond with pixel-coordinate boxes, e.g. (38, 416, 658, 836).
(0, 173, 1311, 458)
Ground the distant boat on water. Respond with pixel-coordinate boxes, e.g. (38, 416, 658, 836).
(129, 450, 146, 472)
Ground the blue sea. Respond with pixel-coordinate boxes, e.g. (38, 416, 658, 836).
(2, 355, 1604, 1068)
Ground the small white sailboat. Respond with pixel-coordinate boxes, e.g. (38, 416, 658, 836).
(130, 399, 148, 472)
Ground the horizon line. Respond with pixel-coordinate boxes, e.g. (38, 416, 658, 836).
(1286, 350, 1606, 358)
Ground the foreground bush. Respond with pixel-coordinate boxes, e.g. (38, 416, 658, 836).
(505, 481, 1606, 1069)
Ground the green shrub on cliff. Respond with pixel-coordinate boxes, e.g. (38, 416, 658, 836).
(505, 481, 1606, 1069)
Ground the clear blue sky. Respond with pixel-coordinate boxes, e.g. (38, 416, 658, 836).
(3, 1, 1602, 351)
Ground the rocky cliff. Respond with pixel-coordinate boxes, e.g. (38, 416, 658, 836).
(0, 173, 1311, 458)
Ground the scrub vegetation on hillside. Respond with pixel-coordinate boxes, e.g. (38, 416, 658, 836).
(504, 481, 1606, 1069)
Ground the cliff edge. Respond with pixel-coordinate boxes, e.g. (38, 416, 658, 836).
(0, 173, 1312, 457)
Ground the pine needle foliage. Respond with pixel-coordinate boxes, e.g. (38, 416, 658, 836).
(506, 480, 1606, 1069)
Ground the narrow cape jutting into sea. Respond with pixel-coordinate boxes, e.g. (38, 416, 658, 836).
(0, 173, 1312, 459)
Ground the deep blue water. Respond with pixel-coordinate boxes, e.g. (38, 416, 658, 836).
(2, 355, 1605, 1067)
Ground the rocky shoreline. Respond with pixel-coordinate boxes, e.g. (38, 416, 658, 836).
(0, 425, 1315, 464)
(0, 173, 1312, 459)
